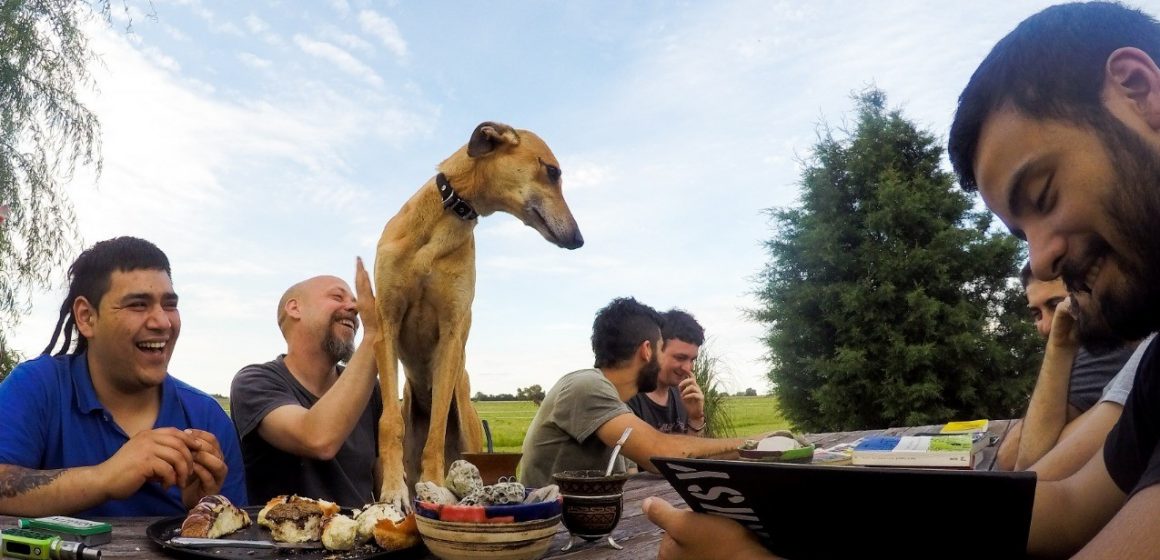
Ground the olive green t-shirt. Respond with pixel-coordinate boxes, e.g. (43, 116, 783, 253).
(519, 369, 631, 487)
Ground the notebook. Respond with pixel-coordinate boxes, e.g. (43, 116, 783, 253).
(653, 457, 1036, 560)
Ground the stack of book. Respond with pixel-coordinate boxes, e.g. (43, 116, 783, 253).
(850, 419, 990, 468)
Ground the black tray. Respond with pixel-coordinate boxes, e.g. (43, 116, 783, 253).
(145, 506, 426, 560)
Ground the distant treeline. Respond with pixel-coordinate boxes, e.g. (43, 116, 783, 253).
(471, 387, 762, 402)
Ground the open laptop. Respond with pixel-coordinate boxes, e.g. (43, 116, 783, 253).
(653, 457, 1036, 560)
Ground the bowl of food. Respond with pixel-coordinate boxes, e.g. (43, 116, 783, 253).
(460, 452, 523, 485)
(413, 514, 561, 560)
(738, 430, 815, 463)
(414, 486, 562, 560)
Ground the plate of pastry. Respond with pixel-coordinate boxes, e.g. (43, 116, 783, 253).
(146, 494, 425, 560)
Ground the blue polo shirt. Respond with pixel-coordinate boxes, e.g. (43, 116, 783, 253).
(0, 353, 248, 516)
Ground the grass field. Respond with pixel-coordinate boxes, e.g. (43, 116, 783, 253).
(477, 395, 790, 452)
(213, 395, 791, 453)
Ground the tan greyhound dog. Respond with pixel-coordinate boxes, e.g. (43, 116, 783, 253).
(373, 122, 584, 509)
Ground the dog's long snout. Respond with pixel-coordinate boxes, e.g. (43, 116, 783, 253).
(543, 217, 583, 250)
(561, 229, 584, 250)
(526, 198, 584, 250)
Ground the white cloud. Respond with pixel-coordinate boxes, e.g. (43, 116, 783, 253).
(141, 46, 181, 72)
(161, 23, 189, 42)
(237, 52, 272, 70)
(357, 10, 408, 60)
(328, 0, 351, 18)
(293, 34, 384, 88)
(166, 0, 243, 36)
(243, 14, 269, 34)
(559, 159, 614, 191)
(243, 13, 281, 45)
(324, 29, 375, 54)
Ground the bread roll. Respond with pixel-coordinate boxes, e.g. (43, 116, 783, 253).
(258, 495, 340, 543)
(180, 495, 251, 538)
(321, 513, 362, 551)
(355, 503, 419, 551)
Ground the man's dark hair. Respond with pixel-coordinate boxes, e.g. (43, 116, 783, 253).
(661, 309, 704, 346)
(591, 297, 662, 369)
(43, 236, 172, 356)
(949, 2, 1160, 191)
(1019, 261, 1034, 289)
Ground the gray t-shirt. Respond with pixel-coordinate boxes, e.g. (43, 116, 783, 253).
(519, 369, 631, 488)
(230, 356, 382, 507)
(626, 386, 690, 434)
(1100, 334, 1158, 406)
(1069, 345, 1136, 412)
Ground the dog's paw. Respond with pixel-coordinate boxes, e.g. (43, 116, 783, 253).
(378, 480, 411, 514)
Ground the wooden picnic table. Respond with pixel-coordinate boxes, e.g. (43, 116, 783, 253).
(0, 419, 1014, 559)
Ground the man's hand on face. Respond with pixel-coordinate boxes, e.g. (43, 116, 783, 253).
(1047, 296, 1079, 350)
(354, 257, 380, 338)
(678, 377, 706, 423)
(181, 429, 229, 509)
(643, 497, 774, 560)
(98, 427, 198, 501)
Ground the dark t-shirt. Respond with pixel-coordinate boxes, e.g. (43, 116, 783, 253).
(626, 387, 690, 434)
(1070, 346, 1136, 412)
(230, 356, 382, 507)
(1104, 337, 1160, 496)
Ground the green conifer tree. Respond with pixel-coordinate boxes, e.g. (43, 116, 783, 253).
(751, 89, 1041, 432)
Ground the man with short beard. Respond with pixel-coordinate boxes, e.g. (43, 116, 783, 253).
(520, 297, 749, 488)
(994, 263, 1140, 477)
(230, 260, 383, 506)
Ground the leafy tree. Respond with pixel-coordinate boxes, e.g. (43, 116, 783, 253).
(692, 342, 735, 438)
(750, 89, 1041, 432)
(1, 0, 119, 370)
(744, 388, 758, 397)
(0, 340, 18, 382)
(516, 384, 545, 406)
(472, 392, 517, 402)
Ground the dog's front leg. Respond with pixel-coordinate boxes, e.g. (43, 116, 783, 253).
(418, 328, 470, 485)
(374, 326, 409, 511)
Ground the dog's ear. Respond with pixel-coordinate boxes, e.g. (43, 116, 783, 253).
(467, 122, 520, 157)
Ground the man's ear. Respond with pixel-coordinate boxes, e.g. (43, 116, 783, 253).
(1105, 47, 1160, 130)
(73, 297, 98, 338)
(638, 339, 654, 363)
(285, 298, 302, 320)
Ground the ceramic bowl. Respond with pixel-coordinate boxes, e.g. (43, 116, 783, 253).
(414, 514, 561, 560)
(552, 470, 630, 540)
(460, 452, 523, 485)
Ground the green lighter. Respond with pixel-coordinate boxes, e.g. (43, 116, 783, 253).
(0, 528, 101, 560)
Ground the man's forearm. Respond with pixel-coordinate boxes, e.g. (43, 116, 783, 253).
(1016, 342, 1078, 470)
(637, 435, 745, 472)
(298, 338, 380, 457)
(0, 465, 107, 517)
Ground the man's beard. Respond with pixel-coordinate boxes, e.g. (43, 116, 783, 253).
(322, 317, 356, 363)
(636, 351, 661, 393)
(1064, 115, 1160, 352)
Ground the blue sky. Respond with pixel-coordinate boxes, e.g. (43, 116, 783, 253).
(10, 0, 1149, 398)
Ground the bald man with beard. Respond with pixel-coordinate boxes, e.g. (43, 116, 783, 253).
(230, 259, 383, 506)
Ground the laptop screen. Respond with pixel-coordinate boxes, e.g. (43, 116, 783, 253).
(653, 457, 1036, 560)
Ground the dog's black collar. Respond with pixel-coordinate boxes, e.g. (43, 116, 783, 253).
(436, 173, 479, 221)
